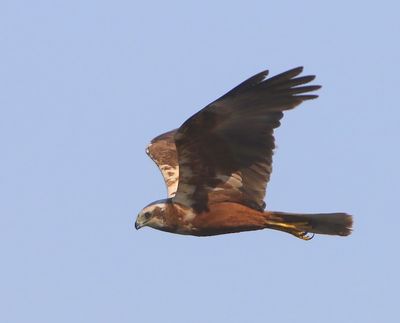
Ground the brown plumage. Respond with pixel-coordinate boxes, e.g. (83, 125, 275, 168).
(135, 67, 353, 240)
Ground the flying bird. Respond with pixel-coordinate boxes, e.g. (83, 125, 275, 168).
(135, 67, 352, 240)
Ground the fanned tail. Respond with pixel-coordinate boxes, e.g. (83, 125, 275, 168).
(265, 211, 353, 240)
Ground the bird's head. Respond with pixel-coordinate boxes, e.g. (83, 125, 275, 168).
(135, 199, 170, 230)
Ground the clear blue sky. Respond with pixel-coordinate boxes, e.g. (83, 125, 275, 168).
(1, 1, 399, 322)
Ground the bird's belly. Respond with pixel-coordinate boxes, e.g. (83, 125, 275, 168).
(187, 202, 266, 236)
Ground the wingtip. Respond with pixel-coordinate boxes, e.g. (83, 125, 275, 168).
(287, 66, 304, 77)
(296, 94, 319, 100)
(293, 66, 304, 72)
(251, 69, 270, 82)
(252, 69, 270, 83)
(308, 85, 322, 91)
(292, 66, 304, 77)
(307, 74, 316, 82)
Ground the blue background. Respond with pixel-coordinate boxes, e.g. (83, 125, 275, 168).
(1, 1, 399, 322)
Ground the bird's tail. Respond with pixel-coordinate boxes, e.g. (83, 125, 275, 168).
(265, 211, 353, 240)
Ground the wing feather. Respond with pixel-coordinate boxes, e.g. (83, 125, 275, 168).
(146, 130, 179, 197)
(173, 67, 321, 212)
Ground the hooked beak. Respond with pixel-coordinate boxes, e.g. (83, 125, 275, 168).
(135, 221, 142, 230)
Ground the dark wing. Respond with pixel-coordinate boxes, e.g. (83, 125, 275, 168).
(173, 66, 320, 212)
(146, 130, 179, 197)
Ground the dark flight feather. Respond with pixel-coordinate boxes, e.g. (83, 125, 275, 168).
(172, 67, 321, 212)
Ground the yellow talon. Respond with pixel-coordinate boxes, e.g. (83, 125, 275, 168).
(292, 231, 315, 240)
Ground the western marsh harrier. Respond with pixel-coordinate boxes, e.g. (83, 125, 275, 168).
(135, 67, 352, 240)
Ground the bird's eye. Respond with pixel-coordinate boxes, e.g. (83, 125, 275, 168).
(144, 212, 151, 219)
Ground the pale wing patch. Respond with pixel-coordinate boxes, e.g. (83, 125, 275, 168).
(159, 164, 179, 197)
(174, 168, 246, 209)
(216, 173, 243, 189)
(146, 139, 179, 198)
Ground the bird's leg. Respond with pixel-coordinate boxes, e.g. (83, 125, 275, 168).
(289, 230, 315, 241)
(265, 221, 315, 240)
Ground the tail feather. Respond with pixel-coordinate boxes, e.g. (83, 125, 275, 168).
(267, 211, 353, 237)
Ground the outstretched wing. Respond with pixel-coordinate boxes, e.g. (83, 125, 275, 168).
(173, 67, 321, 212)
(146, 130, 179, 197)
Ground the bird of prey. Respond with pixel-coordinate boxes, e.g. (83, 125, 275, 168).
(135, 67, 352, 240)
